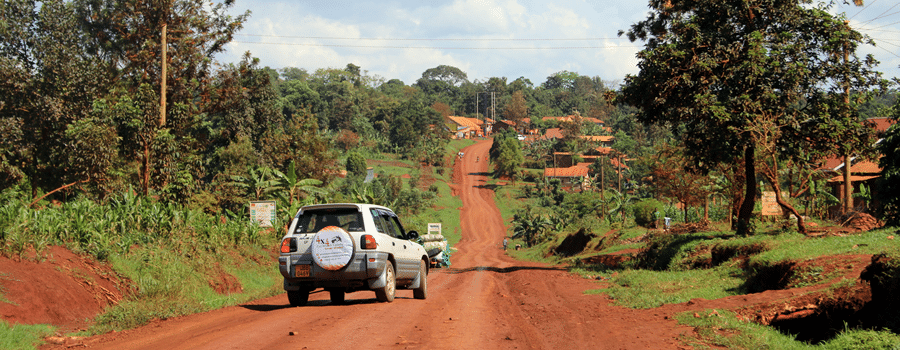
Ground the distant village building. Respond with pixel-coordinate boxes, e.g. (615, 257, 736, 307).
(544, 165, 590, 191)
(819, 117, 896, 216)
(445, 116, 483, 139)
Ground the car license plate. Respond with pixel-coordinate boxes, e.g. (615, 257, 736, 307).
(294, 264, 310, 277)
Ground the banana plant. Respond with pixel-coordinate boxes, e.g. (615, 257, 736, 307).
(272, 161, 325, 206)
(852, 183, 873, 211)
(603, 188, 635, 224)
(511, 206, 553, 247)
(229, 166, 282, 200)
(807, 179, 839, 217)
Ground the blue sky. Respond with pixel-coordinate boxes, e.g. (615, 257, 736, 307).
(219, 0, 900, 87)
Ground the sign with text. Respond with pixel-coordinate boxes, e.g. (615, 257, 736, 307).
(760, 191, 785, 216)
(249, 200, 276, 227)
(428, 223, 442, 235)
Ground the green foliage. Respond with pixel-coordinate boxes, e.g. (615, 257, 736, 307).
(0, 187, 275, 260)
(0, 320, 55, 350)
(633, 199, 663, 228)
(511, 206, 555, 247)
(494, 137, 525, 179)
(621, 0, 886, 235)
(877, 122, 900, 225)
(228, 166, 281, 201)
(345, 151, 367, 178)
(591, 265, 745, 309)
(677, 309, 900, 350)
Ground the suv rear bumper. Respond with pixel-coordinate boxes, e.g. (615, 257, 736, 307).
(280, 251, 388, 291)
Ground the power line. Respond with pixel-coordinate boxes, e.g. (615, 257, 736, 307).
(233, 34, 630, 41)
(849, 0, 876, 20)
(843, 2, 900, 63)
(856, 3, 900, 27)
(871, 42, 900, 61)
(230, 40, 640, 50)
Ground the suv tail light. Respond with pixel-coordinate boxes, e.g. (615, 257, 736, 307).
(361, 234, 377, 249)
(280, 237, 296, 253)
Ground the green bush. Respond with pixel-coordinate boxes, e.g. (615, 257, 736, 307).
(633, 199, 663, 228)
(345, 151, 367, 178)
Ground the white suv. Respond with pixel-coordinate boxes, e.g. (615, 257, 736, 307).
(278, 203, 428, 306)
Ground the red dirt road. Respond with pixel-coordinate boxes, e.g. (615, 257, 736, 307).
(45, 139, 691, 350)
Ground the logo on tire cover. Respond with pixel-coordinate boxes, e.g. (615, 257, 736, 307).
(312, 226, 353, 270)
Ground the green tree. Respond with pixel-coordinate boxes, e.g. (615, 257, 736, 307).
(511, 206, 553, 247)
(416, 65, 469, 110)
(876, 119, 900, 225)
(503, 90, 529, 129)
(495, 138, 524, 179)
(230, 166, 280, 201)
(345, 151, 367, 179)
(206, 54, 283, 152)
(0, 0, 110, 197)
(272, 162, 324, 208)
(263, 110, 336, 182)
(620, 0, 883, 235)
(78, 0, 246, 195)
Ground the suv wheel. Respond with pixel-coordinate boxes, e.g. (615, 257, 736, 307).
(329, 289, 345, 304)
(287, 290, 309, 307)
(413, 260, 427, 300)
(374, 262, 396, 302)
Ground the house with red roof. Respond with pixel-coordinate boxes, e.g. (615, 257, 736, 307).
(579, 135, 615, 147)
(819, 117, 895, 216)
(544, 165, 590, 191)
(542, 115, 605, 126)
(445, 116, 483, 139)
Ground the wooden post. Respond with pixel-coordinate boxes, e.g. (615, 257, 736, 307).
(160, 23, 167, 127)
(600, 156, 605, 201)
(842, 20, 852, 214)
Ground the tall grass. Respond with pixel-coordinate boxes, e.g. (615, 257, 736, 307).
(0, 188, 283, 346)
(0, 321, 55, 350)
(587, 264, 746, 308)
(0, 189, 270, 261)
(678, 309, 900, 349)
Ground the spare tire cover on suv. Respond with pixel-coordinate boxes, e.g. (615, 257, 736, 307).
(311, 226, 354, 270)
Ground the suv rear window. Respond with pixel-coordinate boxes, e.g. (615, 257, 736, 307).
(292, 208, 364, 234)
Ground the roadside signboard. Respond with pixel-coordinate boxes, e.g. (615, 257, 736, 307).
(761, 191, 782, 216)
(250, 200, 277, 227)
(428, 223, 442, 235)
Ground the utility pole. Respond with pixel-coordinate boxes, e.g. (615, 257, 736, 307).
(842, 20, 852, 215)
(475, 93, 479, 119)
(491, 92, 496, 122)
(160, 23, 167, 127)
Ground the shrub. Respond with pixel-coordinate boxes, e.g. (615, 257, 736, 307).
(345, 151, 367, 178)
(633, 199, 663, 228)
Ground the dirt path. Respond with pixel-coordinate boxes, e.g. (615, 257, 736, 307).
(44, 139, 691, 349)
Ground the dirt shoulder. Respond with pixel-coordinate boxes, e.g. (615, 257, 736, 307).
(0, 246, 129, 332)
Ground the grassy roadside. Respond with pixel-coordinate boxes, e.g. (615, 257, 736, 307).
(404, 140, 475, 247)
(2, 139, 477, 349)
(677, 308, 900, 349)
(487, 176, 900, 348)
(0, 323, 55, 350)
(0, 190, 284, 349)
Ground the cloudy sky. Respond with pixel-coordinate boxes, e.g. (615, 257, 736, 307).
(219, 0, 900, 87)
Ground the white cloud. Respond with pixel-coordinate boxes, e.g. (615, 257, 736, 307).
(218, 0, 900, 86)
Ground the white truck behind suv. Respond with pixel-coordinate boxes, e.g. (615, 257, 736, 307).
(278, 203, 429, 306)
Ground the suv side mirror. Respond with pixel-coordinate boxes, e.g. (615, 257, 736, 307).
(406, 230, 419, 240)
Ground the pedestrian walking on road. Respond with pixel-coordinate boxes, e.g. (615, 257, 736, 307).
(503, 237, 508, 250)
